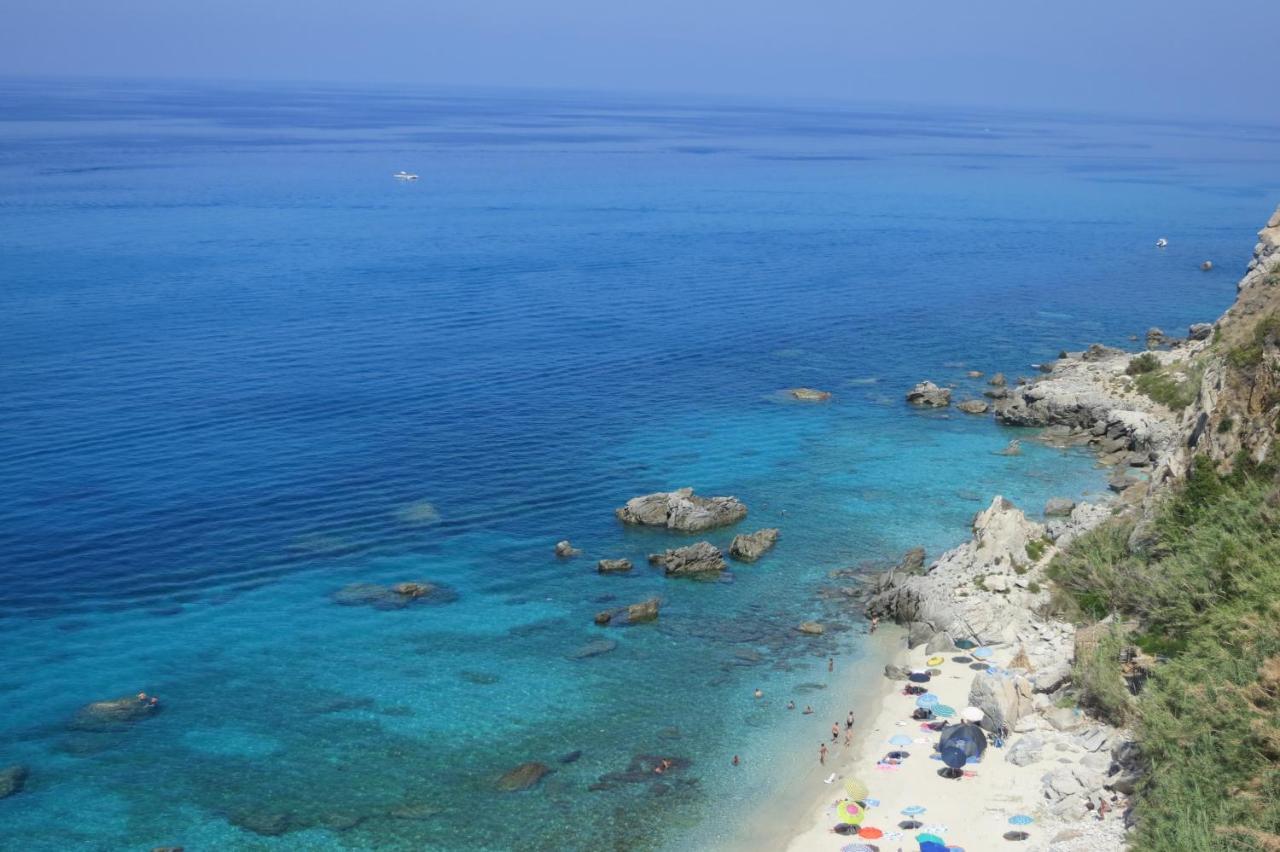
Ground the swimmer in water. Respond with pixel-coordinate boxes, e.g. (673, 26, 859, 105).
(753, 688, 763, 699)
(787, 700, 796, 710)
(803, 705, 813, 715)
(731, 755, 740, 767)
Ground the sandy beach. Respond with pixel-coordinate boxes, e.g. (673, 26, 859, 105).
(780, 637, 1124, 852)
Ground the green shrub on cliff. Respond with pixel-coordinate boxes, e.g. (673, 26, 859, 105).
(1047, 517, 1143, 619)
(1126, 352, 1160, 375)
(1134, 359, 1204, 410)
(1225, 312, 1280, 369)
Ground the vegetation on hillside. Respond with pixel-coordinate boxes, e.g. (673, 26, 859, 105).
(1049, 458, 1280, 850)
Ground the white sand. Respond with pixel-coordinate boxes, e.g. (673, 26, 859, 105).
(782, 640, 1077, 852)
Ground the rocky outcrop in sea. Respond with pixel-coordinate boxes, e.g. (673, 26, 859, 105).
(615, 488, 747, 532)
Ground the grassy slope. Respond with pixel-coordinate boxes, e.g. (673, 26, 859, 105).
(1050, 461, 1280, 850)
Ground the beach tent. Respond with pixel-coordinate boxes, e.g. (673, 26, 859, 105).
(938, 722, 987, 769)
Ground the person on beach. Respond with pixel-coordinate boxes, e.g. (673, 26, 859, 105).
(869, 617, 879, 634)
(846, 711, 854, 730)
(831, 723, 840, 742)
(819, 743, 828, 765)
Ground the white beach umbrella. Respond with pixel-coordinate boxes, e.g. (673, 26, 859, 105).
(961, 706, 984, 723)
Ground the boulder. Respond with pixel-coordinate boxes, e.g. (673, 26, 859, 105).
(391, 582, 433, 598)
(70, 695, 160, 731)
(1187, 322, 1213, 341)
(615, 488, 747, 532)
(907, 621, 934, 648)
(956, 399, 989, 415)
(984, 574, 1010, 593)
(788, 387, 831, 401)
(924, 632, 954, 654)
(1044, 498, 1076, 517)
(899, 546, 926, 572)
(1040, 764, 1106, 817)
(496, 762, 551, 792)
(906, 381, 951, 407)
(1145, 327, 1166, 349)
(989, 372, 1007, 387)
(998, 439, 1022, 456)
(554, 540, 582, 558)
(0, 765, 27, 799)
(596, 559, 633, 574)
(649, 541, 726, 576)
(968, 671, 1034, 733)
(884, 664, 910, 681)
(728, 528, 779, 562)
(594, 611, 613, 626)
(796, 621, 825, 635)
(1005, 734, 1044, 768)
(1031, 659, 1073, 694)
(626, 598, 660, 624)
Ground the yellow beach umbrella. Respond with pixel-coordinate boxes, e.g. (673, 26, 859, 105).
(837, 801, 865, 825)
(843, 777, 869, 801)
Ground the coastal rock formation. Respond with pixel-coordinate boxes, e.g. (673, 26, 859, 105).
(332, 581, 455, 610)
(989, 372, 1007, 387)
(728, 528, 779, 562)
(956, 399, 989, 415)
(648, 541, 726, 576)
(905, 381, 951, 407)
(70, 695, 160, 731)
(796, 621, 825, 635)
(596, 558, 633, 574)
(787, 387, 831, 401)
(0, 765, 27, 799)
(496, 762, 550, 792)
(615, 488, 747, 532)
(1187, 322, 1213, 341)
(554, 540, 582, 558)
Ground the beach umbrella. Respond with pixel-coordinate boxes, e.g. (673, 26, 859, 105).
(938, 723, 987, 770)
(908, 671, 931, 683)
(843, 777, 870, 801)
(1008, 815, 1034, 826)
(926, 656, 945, 666)
(951, 655, 972, 664)
(917, 833, 946, 845)
(901, 805, 926, 816)
(858, 826, 884, 839)
(917, 693, 940, 705)
(1003, 831, 1030, 842)
(960, 706, 984, 723)
(971, 647, 994, 660)
(899, 819, 923, 830)
(889, 734, 913, 746)
(837, 801, 865, 826)
(886, 750, 910, 760)
(933, 704, 956, 717)
(919, 843, 947, 852)
(840, 845, 877, 852)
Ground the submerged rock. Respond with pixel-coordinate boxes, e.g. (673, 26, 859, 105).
(70, 695, 160, 731)
(554, 540, 582, 558)
(0, 765, 28, 799)
(596, 558, 633, 574)
(615, 488, 747, 532)
(596, 598, 660, 627)
(956, 399, 990, 415)
(496, 762, 551, 792)
(332, 581, 455, 610)
(568, 637, 616, 654)
(906, 381, 951, 407)
(728, 528, 779, 562)
(649, 541, 726, 576)
(796, 621, 825, 635)
(989, 372, 1007, 387)
(229, 810, 293, 837)
(788, 387, 832, 402)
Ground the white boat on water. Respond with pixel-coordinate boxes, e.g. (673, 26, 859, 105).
(1155, 237, 1168, 248)
(393, 171, 419, 181)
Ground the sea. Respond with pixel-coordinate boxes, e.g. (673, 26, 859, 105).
(1, 78, 1277, 851)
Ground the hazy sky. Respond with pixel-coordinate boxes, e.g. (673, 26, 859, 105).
(2, 0, 1272, 118)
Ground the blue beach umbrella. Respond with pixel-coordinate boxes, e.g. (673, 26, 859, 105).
(889, 734, 913, 746)
(1009, 815, 1034, 826)
(932, 704, 956, 717)
(901, 805, 927, 816)
(919, 843, 948, 852)
(971, 647, 994, 660)
(917, 694, 940, 706)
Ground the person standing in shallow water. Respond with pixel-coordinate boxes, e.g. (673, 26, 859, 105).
(819, 743, 828, 764)
(846, 711, 854, 731)
(830, 723, 839, 742)
(828, 657, 834, 672)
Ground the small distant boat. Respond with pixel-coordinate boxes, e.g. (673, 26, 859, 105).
(1155, 238, 1168, 248)
(393, 171, 419, 181)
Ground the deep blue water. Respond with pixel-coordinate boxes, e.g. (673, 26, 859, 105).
(1, 79, 1277, 850)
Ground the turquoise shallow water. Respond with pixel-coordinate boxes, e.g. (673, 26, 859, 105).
(1, 80, 1278, 849)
